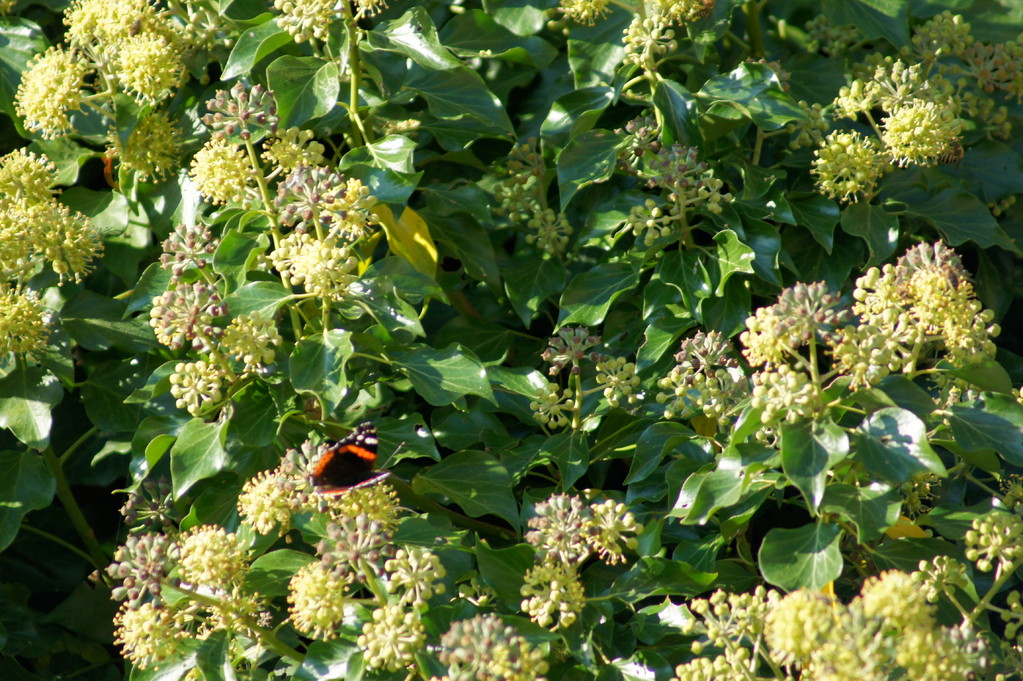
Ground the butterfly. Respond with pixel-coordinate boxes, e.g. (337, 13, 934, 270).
(311, 422, 390, 495)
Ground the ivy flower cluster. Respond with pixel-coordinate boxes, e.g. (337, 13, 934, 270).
(108, 523, 259, 669)
(0, 149, 103, 355)
(13, 0, 223, 180)
(729, 242, 997, 426)
(656, 330, 746, 425)
(493, 138, 572, 256)
(673, 569, 985, 681)
(148, 84, 381, 418)
(521, 494, 641, 629)
(814, 12, 1021, 202)
(531, 327, 642, 429)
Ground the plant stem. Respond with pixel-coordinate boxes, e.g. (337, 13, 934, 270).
(20, 524, 96, 563)
(744, 0, 765, 58)
(42, 447, 108, 569)
(343, 5, 369, 147)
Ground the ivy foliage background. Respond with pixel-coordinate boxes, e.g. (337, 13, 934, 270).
(2, 0, 1023, 679)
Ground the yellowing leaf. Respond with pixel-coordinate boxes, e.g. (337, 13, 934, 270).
(884, 515, 930, 539)
(691, 414, 717, 437)
(373, 204, 438, 277)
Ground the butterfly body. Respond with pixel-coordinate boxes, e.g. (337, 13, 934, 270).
(312, 422, 389, 495)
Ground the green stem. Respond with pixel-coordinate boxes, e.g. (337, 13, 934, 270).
(59, 426, 99, 466)
(20, 524, 96, 564)
(41, 447, 108, 569)
(743, 0, 765, 58)
(969, 559, 1023, 624)
(343, 5, 369, 147)
(571, 369, 583, 430)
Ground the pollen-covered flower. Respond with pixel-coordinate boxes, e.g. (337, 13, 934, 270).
(317, 515, 392, 576)
(36, 204, 104, 282)
(764, 589, 834, 665)
(262, 127, 326, 172)
(0, 149, 58, 206)
(221, 314, 282, 373)
(269, 232, 359, 301)
(655, 0, 714, 22)
(114, 602, 187, 669)
(288, 561, 347, 639)
(559, 0, 610, 25)
(881, 99, 964, 166)
(149, 282, 227, 352)
(657, 331, 745, 422)
(385, 547, 446, 608)
(116, 32, 186, 103)
(15, 46, 87, 139)
(741, 281, 847, 367)
(812, 130, 887, 202)
(751, 365, 825, 424)
(439, 614, 549, 681)
(169, 360, 225, 416)
(115, 113, 181, 181)
(190, 138, 255, 206)
(358, 604, 426, 671)
(65, 0, 153, 46)
(275, 166, 376, 240)
(858, 569, 935, 631)
(177, 525, 247, 591)
(521, 559, 586, 629)
(0, 288, 51, 355)
(237, 466, 302, 535)
(320, 482, 400, 529)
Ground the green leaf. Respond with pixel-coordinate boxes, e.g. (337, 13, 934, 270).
(348, 276, 425, 342)
(353, 134, 418, 173)
(412, 450, 518, 528)
(790, 193, 840, 253)
(559, 263, 640, 327)
(391, 344, 495, 406)
(248, 550, 316, 597)
(958, 139, 1023, 203)
(221, 281, 290, 319)
(370, 7, 462, 70)
(713, 229, 755, 295)
(0, 17, 46, 134)
(441, 9, 557, 68)
(948, 394, 1023, 466)
(853, 407, 946, 484)
(504, 257, 566, 326)
(781, 419, 849, 511)
(228, 382, 281, 447)
(475, 538, 533, 608)
(821, 483, 901, 542)
(758, 521, 843, 591)
(542, 87, 613, 147)
(558, 129, 619, 210)
(670, 468, 744, 525)
(566, 6, 630, 87)
(940, 358, 1013, 395)
(903, 187, 1020, 254)
(266, 56, 339, 127)
(698, 62, 808, 130)
(627, 422, 697, 484)
(82, 359, 154, 433)
(823, 0, 909, 47)
(405, 65, 514, 140)
(0, 449, 55, 551)
(840, 202, 899, 265)
(170, 418, 230, 498)
(61, 290, 156, 352)
(0, 367, 63, 449)
(222, 19, 294, 80)
(654, 79, 701, 147)
(610, 557, 717, 598)
(289, 330, 353, 417)
(538, 431, 588, 490)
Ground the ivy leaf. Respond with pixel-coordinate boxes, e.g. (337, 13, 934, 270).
(288, 331, 352, 416)
(698, 62, 808, 130)
(821, 483, 901, 542)
(948, 394, 1023, 466)
(781, 419, 849, 511)
(505, 257, 566, 326)
(222, 19, 294, 80)
(392, 344, 495, 406)
(559, 263, 640, 327)
(413, 450, 518, 528)
(823, 0, 909, 47)
(853, 407, 946, 484)
(542, 87, 613, 147)
(610, 557, 717, 598)
(840, 202, 899, 265)
(374, 204, 438, 277)
(475, 539, 533, 608)
(654, 79, 701, 147)
(0, 367, 63, 449)
(713, 229, 755, 295)
(758, 521, 843, 591)
(266, 55, 339, 127)
(903, 187, 1020, 254)
(557, 129, 619, 210)
(170, 418, 230, 498)
(0, 450, 55, 551)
